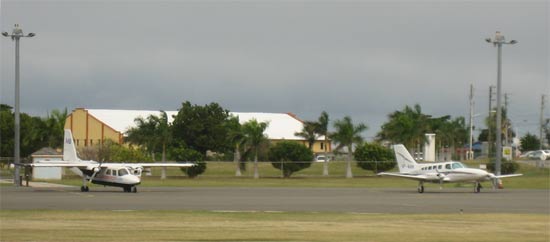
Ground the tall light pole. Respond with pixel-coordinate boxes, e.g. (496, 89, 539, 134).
(485, 31, 517, 176)
(2, 24, 35, 187)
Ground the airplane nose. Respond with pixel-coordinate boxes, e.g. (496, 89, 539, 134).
(130, 175, 141, 185)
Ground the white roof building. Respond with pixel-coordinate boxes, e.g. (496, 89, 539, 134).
(85, 109, 323, 141)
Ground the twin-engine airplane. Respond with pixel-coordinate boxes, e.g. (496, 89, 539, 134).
(26, 130, 195, 193)
(379, 144, 522, 193)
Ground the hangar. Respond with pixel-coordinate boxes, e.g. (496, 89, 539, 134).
(64, 108, 331, 154)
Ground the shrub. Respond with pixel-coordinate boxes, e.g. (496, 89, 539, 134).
(268, 141, 314, 178)
(172, 147, 206, 178)
(354, 143, 396, 173)
(486, 159, 520, 175)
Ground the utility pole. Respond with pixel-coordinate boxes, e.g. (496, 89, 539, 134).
(504, 93, 509, 146)
(468, 84, 474, 160)
(541, 95, 546, 150)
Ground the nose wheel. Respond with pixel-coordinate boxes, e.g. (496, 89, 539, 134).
(123, 186, 137, 193)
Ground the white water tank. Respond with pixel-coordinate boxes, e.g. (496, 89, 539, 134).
(424, 133, 436, 162)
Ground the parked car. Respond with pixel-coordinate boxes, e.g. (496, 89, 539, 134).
(519, 151, 535, 158)
(526, 150, 550, 160)
(315, 155, 330, 162)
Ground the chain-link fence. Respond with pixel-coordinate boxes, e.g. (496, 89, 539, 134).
(133, 160, 397, 179)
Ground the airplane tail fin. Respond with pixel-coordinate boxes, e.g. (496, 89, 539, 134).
(393, 144, 418, 173)
(63, 129, 80, 161)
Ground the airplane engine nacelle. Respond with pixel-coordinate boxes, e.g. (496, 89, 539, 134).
(87, 166, 100, 172)
(425, 174, 440, 180)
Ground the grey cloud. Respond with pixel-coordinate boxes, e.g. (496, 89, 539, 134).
(1, 0, 548, 139)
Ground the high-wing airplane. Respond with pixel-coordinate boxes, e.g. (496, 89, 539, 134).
(378, 144, 522, 193)
(26, 130, 195, 193)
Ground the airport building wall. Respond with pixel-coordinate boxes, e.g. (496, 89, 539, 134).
(64, 108, 331, 154)
(64, 108, 123, 148)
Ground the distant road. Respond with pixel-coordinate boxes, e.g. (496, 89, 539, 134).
(1, 187, 548, 214)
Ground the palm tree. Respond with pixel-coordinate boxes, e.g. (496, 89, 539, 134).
(377, 104, 430, 149)
(126, 111, 172, 179)
(331, 116, 367, 178)
(316, 111, 330, 176)
(126, 111, 172, 177)
(242, 119, 269, 179)
(44, 108, 68, 148)
(226, 116, 245, 176)
(294, 121, 318, 150)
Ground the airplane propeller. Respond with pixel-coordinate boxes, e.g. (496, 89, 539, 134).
(87, 161, 103, 186)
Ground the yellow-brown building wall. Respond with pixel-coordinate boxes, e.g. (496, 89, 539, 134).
(270, 139, 332, 154)
(64, 108, 123, 148)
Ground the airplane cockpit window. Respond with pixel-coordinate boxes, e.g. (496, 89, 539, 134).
(445, 164, 451, 170)
(451, 162, 465, 169)
(118, 168, 129, 176)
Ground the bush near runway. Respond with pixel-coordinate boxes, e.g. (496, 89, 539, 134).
(8, 160, 547, 189)
(0, 210, 548, 242)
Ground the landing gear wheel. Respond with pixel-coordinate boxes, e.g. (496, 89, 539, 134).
(80, 186, 89, 192)
(475, 183, 481, 193)
(417, 185, 424, 193)
(132, 186, 137, 193)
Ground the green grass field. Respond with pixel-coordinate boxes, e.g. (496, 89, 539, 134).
(2, 162, 548, 242)
(0, 210, 548, 242)
(19, 161, 549, 189)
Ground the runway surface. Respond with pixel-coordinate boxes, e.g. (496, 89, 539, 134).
(1, 186, 548, 214)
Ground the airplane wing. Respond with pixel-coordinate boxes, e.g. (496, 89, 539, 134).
(133, 163, 196, 168)
(494, 174, 523, 179)
(378, 172, 429, 181)
(22, 162, 90, 168)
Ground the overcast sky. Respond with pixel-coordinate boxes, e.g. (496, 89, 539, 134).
(1, 0, 548, 140)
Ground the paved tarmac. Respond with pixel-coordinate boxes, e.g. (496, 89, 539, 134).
(1, 186, 548, 214)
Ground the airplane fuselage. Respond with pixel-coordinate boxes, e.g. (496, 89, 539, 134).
(75, 164, 141, 188)
(408, 161, 492, 183)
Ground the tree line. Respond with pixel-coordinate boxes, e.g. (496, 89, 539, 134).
(1, 104, 67, 158)
(2, 101, 546, 178)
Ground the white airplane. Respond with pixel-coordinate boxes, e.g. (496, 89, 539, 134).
(378, 144, 522, 193)
(26, 129, 195, 193)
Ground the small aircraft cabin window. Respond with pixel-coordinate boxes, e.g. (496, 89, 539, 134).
(438, 165, 442, 170)
(106, 169, 111, 176)
(445, 164, 451, 169)
(118, 168, 128, 176)
(428, 166, 432, 170)
(112, 170, 118, 176)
